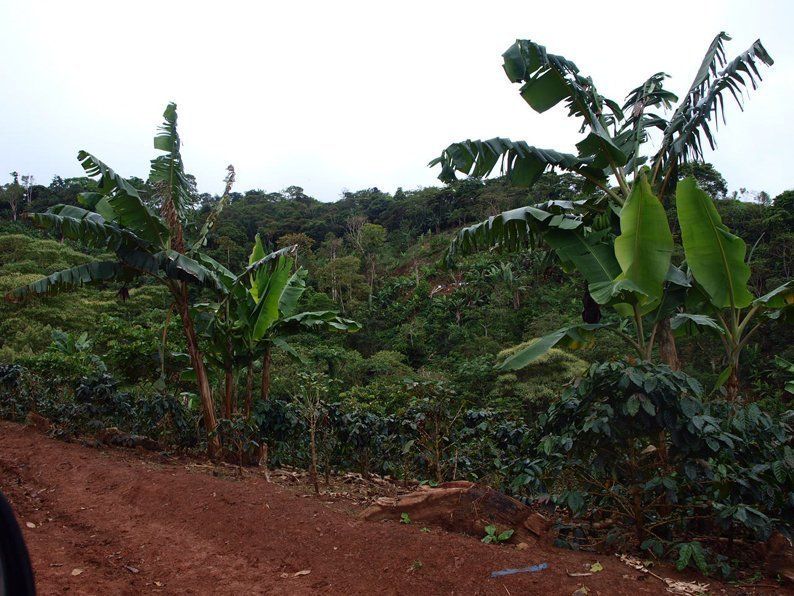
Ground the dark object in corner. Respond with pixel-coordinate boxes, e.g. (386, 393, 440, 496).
(0, 490, 36, 595)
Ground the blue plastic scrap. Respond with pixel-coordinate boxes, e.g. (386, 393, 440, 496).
(490, 563, 549, 578)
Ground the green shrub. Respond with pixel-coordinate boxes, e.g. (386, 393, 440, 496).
(490, 347, 588, 417)
(532, 359, 793, 572)
(0, 364, 198, 446)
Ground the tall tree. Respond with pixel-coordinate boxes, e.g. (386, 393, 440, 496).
(2, 172, 24, 221)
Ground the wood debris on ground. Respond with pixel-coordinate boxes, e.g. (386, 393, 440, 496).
(616, 554, 709, 595)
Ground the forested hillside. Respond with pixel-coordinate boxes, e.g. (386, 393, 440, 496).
(2, 168, 791, 411)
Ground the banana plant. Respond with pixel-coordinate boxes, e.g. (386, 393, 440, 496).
(432, 33, 772, 204)
(3, 103, 261, 458)
(255, 270, 362, 408)
(434, 33, 773, 370)
(671, 179, 793, 399)
(496, 171, 677, 370)
(494, 177, 792, 402)
(200, 235, 360, 419)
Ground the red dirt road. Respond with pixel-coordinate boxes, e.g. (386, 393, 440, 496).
(0, 421, 764, 594)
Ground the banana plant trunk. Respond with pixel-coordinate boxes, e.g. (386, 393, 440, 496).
(244, 360, 254, 419)
(260, 344, 272, 402)
(174, 287, 220, 459)
(655, 318, 677, 475)
(309, 425, 320, 494)
(223, 365, 235, 418)
(657, 318, 680, 370)
(726, 350, 742, 401)
(726, 370, 740, 401)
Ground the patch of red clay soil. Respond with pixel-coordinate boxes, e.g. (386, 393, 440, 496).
(0, 422, 774, 594)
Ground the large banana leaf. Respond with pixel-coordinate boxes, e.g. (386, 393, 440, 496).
(279, 268, 309, 317)
(753, 281, 794, 309)
(429, 138, 606, 188)
(192, 253, 236, 290)
(248, 233, 266, 265)
(247, 234, 269, 302)
(544, 228, 621, 287)
(501, 39, 626, 170)
(5, 261, 134, 302)
(116, 249, 161, 276)
(271, 337, 305, 363)
(77, 151, 170, 246)
(29, 208, 147, 253)
(115, 249, 224, 291)
(243, 238, 298, 303)
(588, 278, 645, 307)
(279, 310, 362, 333)
(670, 313, 725, 336)
(250, 256, 293, 341)
(159, 250, 224, 291)
(77, 150, 142, 198)
(676, 177, 753, 309)
(496, 323, 611, 370)
(445, 199, 594, 264)
(149, 103, 194, 220)
(643, 265, 692, 324)
(238, 244, 298, 287)
(753, 281, 794, 322)
(612, 174, 673, 304)
(234, 237, 300, 342)
(501, 40, 579, 113)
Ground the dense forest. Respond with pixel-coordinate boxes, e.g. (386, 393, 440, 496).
(1, 31, 792, 586)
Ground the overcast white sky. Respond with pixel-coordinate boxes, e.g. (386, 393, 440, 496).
(1, 0, 791, 201)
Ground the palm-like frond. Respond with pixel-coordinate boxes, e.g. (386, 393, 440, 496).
(149, 103, 194, 220)
(429, 138, 607, 189)
(445, 198, 608, 264)
(77, 151, 170, 246)
(77, 150, 142, 198)
(654, 33, 773, 184)
(279, 310, 362, 332)
(30, 206, 148, 252)
(5, 261, 136, 302)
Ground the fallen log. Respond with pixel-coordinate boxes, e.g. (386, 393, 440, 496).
(361, 481, 552, 543)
